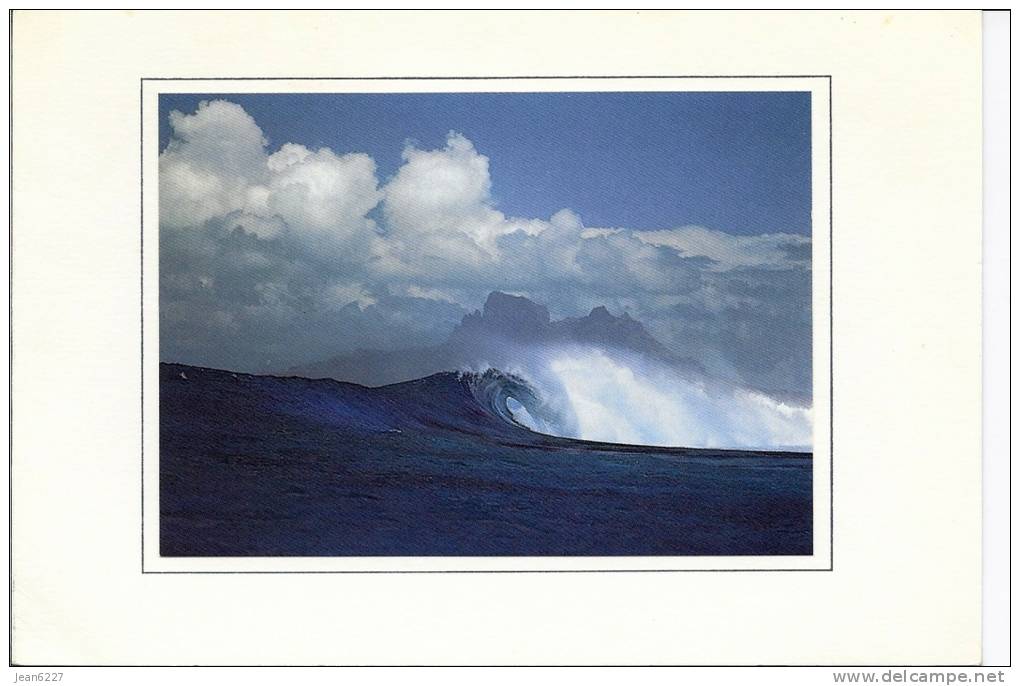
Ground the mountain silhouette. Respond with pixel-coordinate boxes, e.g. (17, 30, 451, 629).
(288, 291, 681, 386)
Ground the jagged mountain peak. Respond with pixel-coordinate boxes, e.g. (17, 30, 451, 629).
(290, 291, 677, 386)
(478, 291, 550, 330)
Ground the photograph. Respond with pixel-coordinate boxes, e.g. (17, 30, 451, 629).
(156, 89, 819, 558)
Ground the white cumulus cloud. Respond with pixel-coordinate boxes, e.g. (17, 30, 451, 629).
(382, 132, 549, 261)
(160, 100, 269, 229)
(160, 99, 383, 249)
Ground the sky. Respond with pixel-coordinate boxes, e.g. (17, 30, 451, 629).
(159, 92, 811, 235)
(158, 91, 814, 398)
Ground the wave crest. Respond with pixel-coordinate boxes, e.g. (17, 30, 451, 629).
(463, 369, 566, 436)
(459, 347, 812, 451)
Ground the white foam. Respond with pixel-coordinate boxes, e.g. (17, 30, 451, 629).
(512, 347, 812, 451)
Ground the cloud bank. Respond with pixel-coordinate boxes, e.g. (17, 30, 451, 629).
(160, 99, 812, 399)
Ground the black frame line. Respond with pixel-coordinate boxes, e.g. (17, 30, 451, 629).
(8, 663, 994, 669)
(142, 74, 832, 80)
(8, 9, 14, 670)
(138, 74, 834, 575)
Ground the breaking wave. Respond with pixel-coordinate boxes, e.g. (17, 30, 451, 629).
(460, 347, 812, 451)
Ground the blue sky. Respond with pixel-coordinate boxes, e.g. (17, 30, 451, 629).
(159, 91, 811, 236)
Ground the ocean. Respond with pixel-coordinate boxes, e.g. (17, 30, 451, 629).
(159, 363, 812, 557)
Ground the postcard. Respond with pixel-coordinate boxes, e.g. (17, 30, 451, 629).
(10, 10, 983, 666)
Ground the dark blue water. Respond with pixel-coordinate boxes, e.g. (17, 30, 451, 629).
(160, 363, 812, 556)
